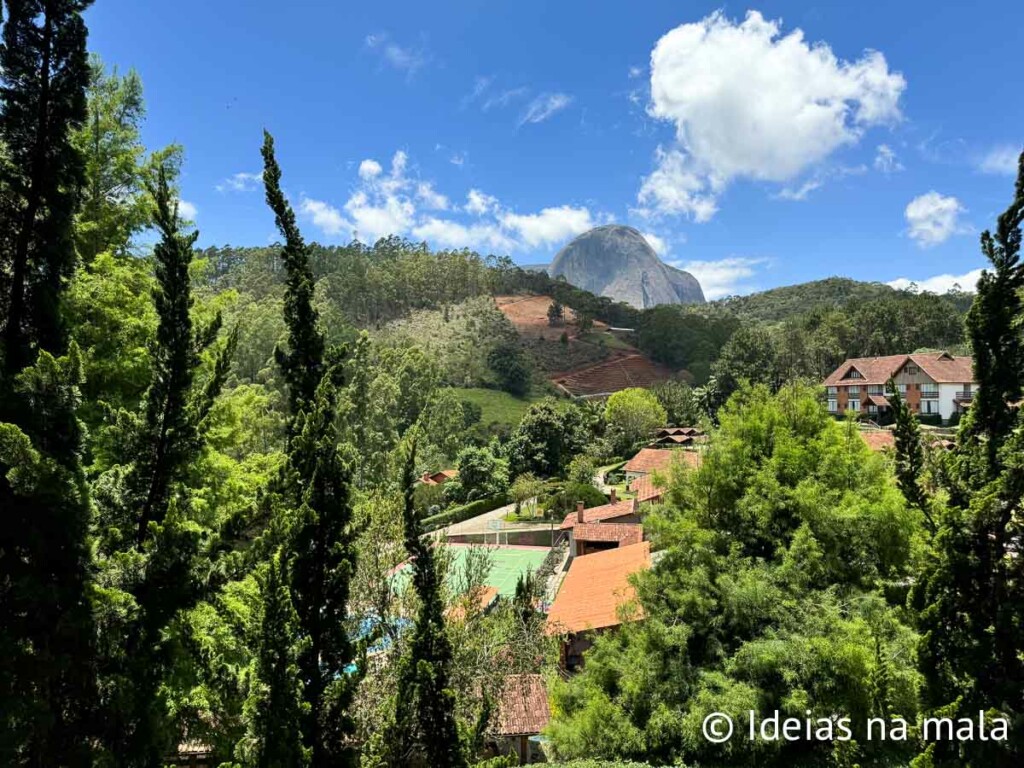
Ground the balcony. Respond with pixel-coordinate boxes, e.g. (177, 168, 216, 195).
(955, 391, 974, 401)
(921, 389, 939, 399)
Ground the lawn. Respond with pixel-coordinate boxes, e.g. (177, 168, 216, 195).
(454, 387, 541, 428)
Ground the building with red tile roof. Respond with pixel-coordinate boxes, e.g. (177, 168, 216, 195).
(560, 497, 639, 530)
(572, 522, 644, 558)
(623, 447, 701, 480)
(629, 473, 667, 504)
(546, 541, 649, 636)
(823, 353, 975, 424)
(487, 674, 551, 764)
(420, 469, 458, 485)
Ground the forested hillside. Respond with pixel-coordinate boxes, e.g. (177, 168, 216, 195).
(1, 5, 1021, 768)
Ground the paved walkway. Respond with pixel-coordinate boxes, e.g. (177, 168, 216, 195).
(440, 499, 557, 538)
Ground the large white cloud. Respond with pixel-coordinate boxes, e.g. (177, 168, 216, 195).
(672, 256, 767, 299)
(299, 150, 596, 254)
(905, 192, 966, 248)
(639, 10, 905, 219)
(887, 268, 983, 294)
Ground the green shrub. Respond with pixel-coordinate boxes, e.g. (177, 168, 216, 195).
(420, 493, 510, 532)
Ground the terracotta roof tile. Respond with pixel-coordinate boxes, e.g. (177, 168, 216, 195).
(560, 499, 637, 530)
(623, 448, 701, 475)
(573, 522, 644, 546)
(492, 674, 550, 736)
(824, 353, 975, 387)
(629, 474, 666, 503)
(546, 542, 650, 634)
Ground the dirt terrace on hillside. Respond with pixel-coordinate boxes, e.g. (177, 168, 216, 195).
(495, 294, 607, 339)
(552, 353, 675, 398)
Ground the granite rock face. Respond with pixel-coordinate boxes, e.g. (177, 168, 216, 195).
(549, 225, 705, 309)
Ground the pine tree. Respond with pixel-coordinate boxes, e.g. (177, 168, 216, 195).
(260, 132, 359, 765)
(914, 151, 1024, 767)
(92, 169, 235, 764)
(388, 432, 466, 768)
(888, 380, 934, 532)
(0, 1, 97, 762)
(250, 552, 306, 768)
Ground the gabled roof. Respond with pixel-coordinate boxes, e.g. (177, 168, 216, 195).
(824, 353, 975, 386)
(652, 434, 694, 446)
(629, 474, 667, 503)
(560, 499, 637, 530)
(623, 448, 701, 474)
(656, 426, 703, 437)
(421, 469, 458, 485)
(573, 522, 644, 546)
(491, 674, 550, 737)
(546, 542, 650, 635)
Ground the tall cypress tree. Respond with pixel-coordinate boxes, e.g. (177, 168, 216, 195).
(888, 380, 934, 533)
(260, 132, 359, 765)
(914, 151, 1024, 767)
(0, 1, 97, 763)
(92, 169, 234, 765)
(387, 433, 465, 768)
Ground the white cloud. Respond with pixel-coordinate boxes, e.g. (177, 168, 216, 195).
(177, 200, 198, 219)
(636, 147, 718, 222)
(461, 76, 493, 108)
(905, 192, 967, 248)
(365, 32, 428, 75)
(216, 171, 261, 193)
(300, 198, 349, 237)
(887, 268, 982, 294)
(519, 93, 573, 126)
(640, 231, 668, 256)
(874, 144, 903, 173)
(415, 182, 449, 210)
(978, 145, 1022, 175)
(628, 66, 644, 79)
(775, 179, 823, 201)
(672, 256, 767, 299)
(450, 152, 466, 167)
(358, 159, 383, 180)
(411, 218, 516, 252)
(465, 189, 499, 216)
(484, 87, 529, 112)
(640, 10, 905, 219)
(500, 206, 594, 247)
(297, 150, 594, 255)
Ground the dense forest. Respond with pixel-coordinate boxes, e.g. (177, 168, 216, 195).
(1, 4, 1021, 768)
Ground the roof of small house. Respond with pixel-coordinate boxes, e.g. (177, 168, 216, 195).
(629, 474, 667, 503)
(546, 542, 650, 635)
(421, 468, 458, 485)
(446, 585, 500, 622)
(824, 353, 975, 387)
(573, 522, 644, 546)
(492, 674, 551, 736)
(560, 498, 637, 530)
(623, 448, 701, 475)
(860, 431, 896, 452)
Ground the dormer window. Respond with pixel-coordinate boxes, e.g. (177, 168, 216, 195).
(843, 369, 862, 379)
(905, 364, 919, 375)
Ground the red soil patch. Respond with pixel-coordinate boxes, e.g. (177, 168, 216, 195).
(495, 294, 607, 339)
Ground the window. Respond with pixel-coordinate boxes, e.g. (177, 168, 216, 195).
(906, 364, 919, 375)
(828, 399, 838, 413)
(826, 386, 837, 396)
(921, 383, 938, 396)
(847, 385, 861, 395)
(848, 399, 860, 412)
(922, 399, 940, 415)
(867, 384, 884, 395)
(868, 404, 878, 414)
(844, 369, 863, 379)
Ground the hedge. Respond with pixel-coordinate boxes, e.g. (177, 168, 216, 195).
(421, 493, 511, 532)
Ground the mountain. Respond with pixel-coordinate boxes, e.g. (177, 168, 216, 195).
(711, 277, 975, 322)
(549, 225, 705, 309)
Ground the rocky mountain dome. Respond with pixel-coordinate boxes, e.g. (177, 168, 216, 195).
(549, 225, 705, 309)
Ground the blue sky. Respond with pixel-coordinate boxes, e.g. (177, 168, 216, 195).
(85, 1, 1024, 298)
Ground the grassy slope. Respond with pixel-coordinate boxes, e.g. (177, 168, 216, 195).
(454, 387, 543, 428)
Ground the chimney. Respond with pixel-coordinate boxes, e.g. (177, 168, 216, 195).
(577, 500, 585, 523)
(609, 488, 617, 504)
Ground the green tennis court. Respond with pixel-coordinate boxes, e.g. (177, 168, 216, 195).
(393, 543, 549, 597)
